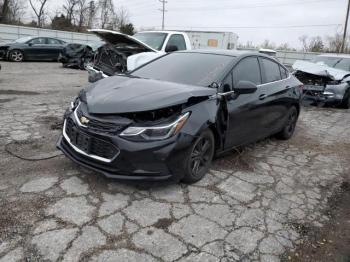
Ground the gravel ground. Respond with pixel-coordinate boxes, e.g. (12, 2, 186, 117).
(0, 62, 349, 262)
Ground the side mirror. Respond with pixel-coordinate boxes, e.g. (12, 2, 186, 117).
(233, 81, 257, 94)
(28, 42, 33, 46)
(165, 45, 178, 53)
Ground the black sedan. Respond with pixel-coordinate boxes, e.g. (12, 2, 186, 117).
(0, 36, 66, 62)
(57, 50, 303, 183)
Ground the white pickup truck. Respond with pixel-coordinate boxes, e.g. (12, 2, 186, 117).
(87, 29, 237, 82)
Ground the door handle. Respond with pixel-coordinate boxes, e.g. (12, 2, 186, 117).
(259, 94, 268, 100)
(285, 86, 290, 89)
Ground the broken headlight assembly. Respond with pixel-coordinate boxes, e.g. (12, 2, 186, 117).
(70, 97, 80, 111)
(120, 112, 190, 141)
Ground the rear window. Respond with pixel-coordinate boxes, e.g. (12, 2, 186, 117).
(131, 52, 234, 86)
(261, 58, 282, 83)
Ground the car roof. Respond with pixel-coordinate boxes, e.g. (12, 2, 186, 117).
(317, 53, 350, 59)
(135, 31, 184, 35)
(177, 49, 273, 58)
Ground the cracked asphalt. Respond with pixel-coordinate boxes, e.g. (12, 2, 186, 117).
(0, 62, 349, 262)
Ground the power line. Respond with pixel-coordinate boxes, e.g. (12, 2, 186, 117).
(170, 0, 338, 12)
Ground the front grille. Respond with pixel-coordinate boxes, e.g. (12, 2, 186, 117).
(76, 106, 126, 134)
(65, 118, 119, 160)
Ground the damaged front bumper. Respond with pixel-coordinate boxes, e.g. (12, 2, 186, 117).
(56, 109, 195, 181)
(302, 83, 348, 105)
(86, 65, 108, 83)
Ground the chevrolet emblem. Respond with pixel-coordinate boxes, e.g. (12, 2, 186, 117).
(80, 116, 90, 125)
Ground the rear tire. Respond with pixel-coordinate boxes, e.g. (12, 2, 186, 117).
(181, 129, 215, 184)
(276, 106, 298, 140)
(9, 50, 24, 62)
(340, 89, 350, 109)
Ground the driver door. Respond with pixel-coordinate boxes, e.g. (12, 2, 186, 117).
(223, 56, 265, 149)
(25, 37, 49, 60)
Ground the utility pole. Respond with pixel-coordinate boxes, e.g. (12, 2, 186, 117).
(341, 0, 350, 53)
(159, 0, 167, 30)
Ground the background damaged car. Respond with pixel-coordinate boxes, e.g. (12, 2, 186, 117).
(86, 29, 162, 83)
(293, 54, 350, 108)
(58, 42, 103, 70)
(57, 50, 302, 183)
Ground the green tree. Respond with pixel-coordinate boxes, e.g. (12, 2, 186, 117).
(120, 23, 134, 35)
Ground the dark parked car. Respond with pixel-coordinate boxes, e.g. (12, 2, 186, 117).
(0, 36, 66, 62)
(57, 50, 302, 183)
(58, 42, 103, 69)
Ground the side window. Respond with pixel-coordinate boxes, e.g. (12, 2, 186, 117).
(28, 37, 46, 45)
(280, 66, 288, 79)
(166, 34, 186, 51)
(47, 38, 60, 45)
(261, 58, 282, 83)
(232, 57, 261, 86)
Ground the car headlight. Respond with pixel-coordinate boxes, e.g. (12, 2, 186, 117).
(120, 112, 190, 141)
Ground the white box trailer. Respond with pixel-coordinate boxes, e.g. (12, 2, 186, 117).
(183, 30, 239, 50)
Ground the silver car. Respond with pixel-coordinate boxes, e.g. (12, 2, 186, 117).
(293, 54, 350, 108)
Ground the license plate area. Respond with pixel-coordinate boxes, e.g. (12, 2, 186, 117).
(303, 85, 324, 92)
(72, 128, 91, 153)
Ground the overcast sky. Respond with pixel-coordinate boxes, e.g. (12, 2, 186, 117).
(43, 0, 346, 48)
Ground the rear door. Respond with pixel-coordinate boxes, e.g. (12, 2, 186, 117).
(224, 56, 265, 149)
(258, 57, 291, 136)
(46, 38, 65, 60)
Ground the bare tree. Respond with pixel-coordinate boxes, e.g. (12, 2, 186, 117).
(0, 0, 10, 22)
(29, 0, 48, 27)
(299, 35, 308, 52)
(111, 5, 129, 30)
(75, 0, 89, 31)
(63, 0, 77, 24)
(98, 0, 114, 29)
(325, 33, 346, 53)
(260, 39, 276, 50)
(308, 36, 324, 52)
(0, 0, 25, 23)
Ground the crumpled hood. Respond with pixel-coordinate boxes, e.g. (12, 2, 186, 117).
(85, 76, 217, 114)
(88, 29, 157, 53)
(293, 60, 350, 81)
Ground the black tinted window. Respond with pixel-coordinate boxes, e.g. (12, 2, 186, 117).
(280, 66, 288, 79)
(47, 38, 60, 44)
(233, 57, 261, 85)
(166, 34, 186, 51)
(132, 53, 234, 86)
(261, 58, 282, 83)
(29, 37, 46, 44)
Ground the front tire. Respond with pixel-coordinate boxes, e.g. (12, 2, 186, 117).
(181, 129, 215, 184)
(9, 50, 24, 62)
(340, 89, 350, 109)
(276, 106, 298, 140)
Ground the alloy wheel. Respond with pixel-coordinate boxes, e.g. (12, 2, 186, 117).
(189, 136, 213, 178)
(10, 51, 23, 62)
(286, 110, 297, 135)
